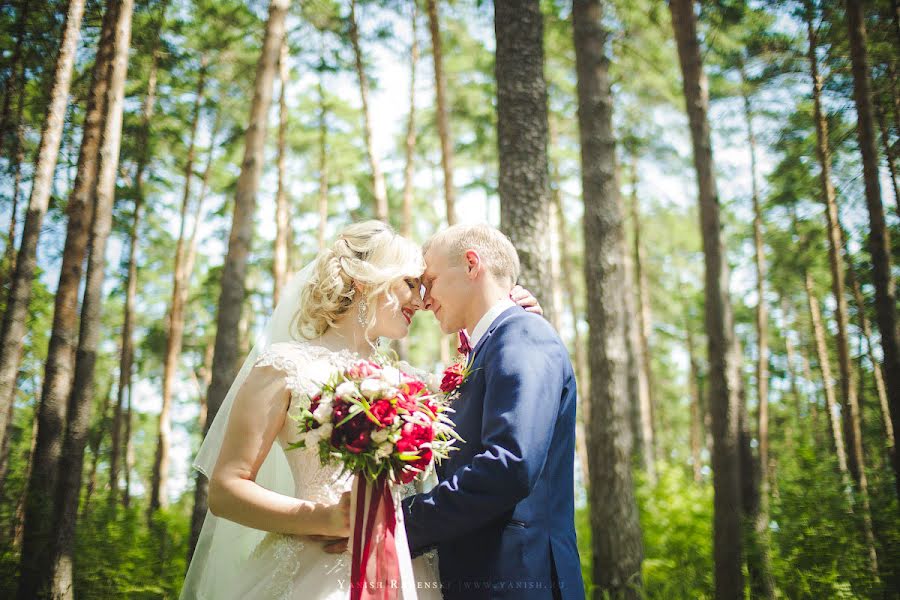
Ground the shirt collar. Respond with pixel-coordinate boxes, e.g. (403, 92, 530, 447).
(467, 298, 516, 349)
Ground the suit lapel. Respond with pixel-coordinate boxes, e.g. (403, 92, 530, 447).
(468, 305, 521, 364)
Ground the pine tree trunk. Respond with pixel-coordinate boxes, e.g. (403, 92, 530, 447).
(549, 129, 590, 482)
(875, 99, 900, 215)
(740, 68, 775, 599)
(273, 40, 289, 304)
(573, 1, 644, 595)
(123, 383, 133, 509)
(0, 0, 86, 472)
(495, 0, 556, 324)
(16, 2, 117, 596)
(628, 163, 657, 476)
(686, 318, 703, 483)
(845, 0, 900, 507)
(187, 0, 290, 563)
(349, 0, 388, 222)
(427, 0, 456, 225)
(402, 2, 419, 240)
(806, 273, 851, 479)
(109, 0, 166, 510)
(669, 0, 745, 596)
(48, 1, 133, 594)
(316, 50, 329, 250)
(81, 382, 113, 515)
(150, 56, 208, 519)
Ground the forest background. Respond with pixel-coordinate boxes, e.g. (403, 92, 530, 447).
(0, 0, 898, 598)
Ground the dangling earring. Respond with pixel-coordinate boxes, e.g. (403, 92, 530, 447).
(357, 298, 368, 327)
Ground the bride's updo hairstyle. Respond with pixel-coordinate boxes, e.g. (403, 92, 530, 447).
(293, 220, 425, 340)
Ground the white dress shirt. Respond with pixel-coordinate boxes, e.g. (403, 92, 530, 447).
(467, 298, 516, 350)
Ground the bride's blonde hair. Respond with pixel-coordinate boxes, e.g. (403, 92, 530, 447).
(293, 220, 425, 340)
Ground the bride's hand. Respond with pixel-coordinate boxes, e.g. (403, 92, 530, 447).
(511, 285, 543, 315)
(314, 491, 351, 538)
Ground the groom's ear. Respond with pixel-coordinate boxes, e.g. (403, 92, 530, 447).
(464, 250, 481, 280)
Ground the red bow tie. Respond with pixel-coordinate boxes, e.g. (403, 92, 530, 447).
(457, 330, 472, 355)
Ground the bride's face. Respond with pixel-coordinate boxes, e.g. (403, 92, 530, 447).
(370, 276, 424, 339)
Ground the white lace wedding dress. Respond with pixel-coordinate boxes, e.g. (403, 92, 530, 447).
(186, 341, 441, 600)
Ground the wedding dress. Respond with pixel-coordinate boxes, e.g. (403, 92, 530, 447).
(180, 340, 442, 600)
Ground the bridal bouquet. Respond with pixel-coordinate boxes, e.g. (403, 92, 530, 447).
(289, 359, 459, 600)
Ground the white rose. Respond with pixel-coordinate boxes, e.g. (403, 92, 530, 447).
(360, 377, 385, 399)
(312, 401, 333, 423)
(371, 428, 391, 444)
(375, 442, 394, 460)
(380, 366, 402, 386)
(335, 381, 357, 398)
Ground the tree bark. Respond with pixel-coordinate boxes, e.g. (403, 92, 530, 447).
(348, 0, 388, 222)
(150, 55, 208, 519)
(427, 0, 456, 225)
(273, 40, 290, 304)
(628, 162, 657, 476)
(669, 0, 745, 596)
(495, 0, 556, 324)
(0, 0, 86, 476)
(845, 0, 900, 508)
(16, 2, 118, 596)
(80, 381, 113, 515)
(573, 1, 644, 596)
(187, 0, 290, 562)
(47, 1, 133, 594)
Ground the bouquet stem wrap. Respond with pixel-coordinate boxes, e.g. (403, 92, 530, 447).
(349, 473, 417, 600)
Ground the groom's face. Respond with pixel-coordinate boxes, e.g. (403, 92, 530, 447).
(422, 245, 469, 334)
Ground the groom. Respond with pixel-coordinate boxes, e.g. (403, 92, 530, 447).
(403, 224, 585, 599)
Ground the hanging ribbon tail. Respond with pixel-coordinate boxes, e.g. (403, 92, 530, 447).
(349, 474, 418, 600)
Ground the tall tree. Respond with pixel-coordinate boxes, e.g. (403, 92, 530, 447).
(739, 63, 775, 600)
(627, 162, 657, 476)
(0, 0, 86, 481)
(348, 0, 388, 222)
(150, 55, 208, 518)
(111, 0, 168, 510)
(47, 0, 134, 594)
(845, 0, 900, 505)
(426, 0, 456, 225)
(669, 0, 745, 596)
(573, 0, 644, 596)
(0, 0, 31, 162)
(187, 0, 290, 561)
(494, 0, 556, 323)
(16, 2, 119, 596)
(273, 40, 290, 304)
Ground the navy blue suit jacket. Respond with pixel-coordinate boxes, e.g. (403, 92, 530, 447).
(402, 306, 585, 599)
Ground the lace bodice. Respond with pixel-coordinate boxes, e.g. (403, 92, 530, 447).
(254, 341, 361, 505)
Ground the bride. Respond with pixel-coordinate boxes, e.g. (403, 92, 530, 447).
(180, 221, 540, 600)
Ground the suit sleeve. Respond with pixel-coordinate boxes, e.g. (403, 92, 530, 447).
(402, 318, 565, 553)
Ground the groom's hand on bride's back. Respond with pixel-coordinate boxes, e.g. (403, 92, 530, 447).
(511, 284, 543, 316)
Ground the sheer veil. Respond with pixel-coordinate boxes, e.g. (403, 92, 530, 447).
(180, 264, 314, 600)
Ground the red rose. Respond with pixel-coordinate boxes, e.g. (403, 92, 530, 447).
(344, 429, 371, 454)
(423, 399, 440, 417)
(440, 363, 466, 393)
(331, 398, 350, 423)
(395, 422, 433, 453)
(369, 398, 397, 427)
(395, 392, 418, 414)
(400, 448, 433, 483)
(403, 379, 426, 398)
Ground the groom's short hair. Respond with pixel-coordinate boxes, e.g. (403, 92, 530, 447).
(424, 224, 520, 285)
